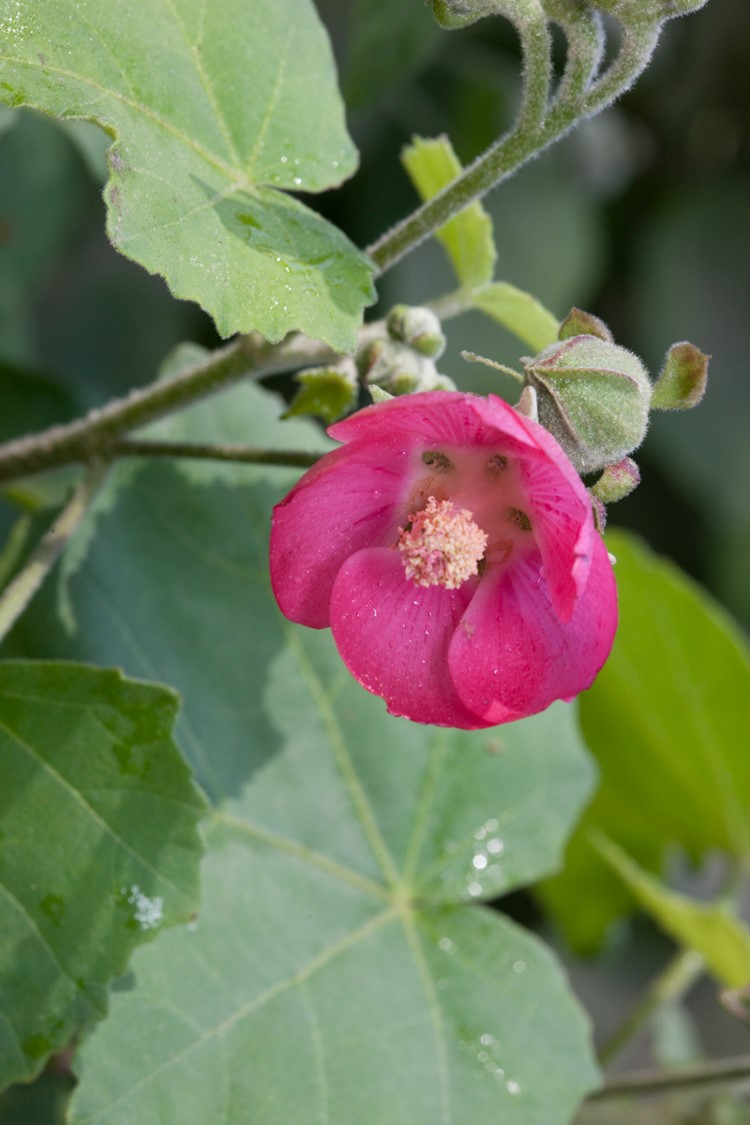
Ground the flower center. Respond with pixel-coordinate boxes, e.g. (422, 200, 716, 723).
(397, 496, 488, 589)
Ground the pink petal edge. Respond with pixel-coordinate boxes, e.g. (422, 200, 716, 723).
(329, 547, 491, 729)
(448, 535, 617, 724)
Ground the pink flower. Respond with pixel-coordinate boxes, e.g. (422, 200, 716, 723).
(270, 391, 617, 729)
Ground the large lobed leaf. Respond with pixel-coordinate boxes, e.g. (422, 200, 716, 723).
(0, 0, 375, 350)
(539, 531, 750, 952)
(12, 454, 603, 1122)
(0, 661, 205, 1089)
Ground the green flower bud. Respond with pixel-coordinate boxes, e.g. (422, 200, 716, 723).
(650, 341, 709, 411)
(357, 338, 455, 397)
(523, 335, 652, 474)
(386, 305, 446, 359)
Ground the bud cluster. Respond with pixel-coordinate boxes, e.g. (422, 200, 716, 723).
(357, 305, 456, 398)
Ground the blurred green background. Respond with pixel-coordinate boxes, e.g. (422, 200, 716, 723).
(0, 1, 748, 1117)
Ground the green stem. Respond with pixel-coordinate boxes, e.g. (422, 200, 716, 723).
(596, 949, 705, 1068)
(111, 439, 322, 470)
(547, 2, 605, 109)
(0, 333, 335, 486)
(366, 13, 662, 276)
(0, 463, 108, 643)
(586, 1053, 750, 1103)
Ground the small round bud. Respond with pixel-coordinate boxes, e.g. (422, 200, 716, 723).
(523, 335, 652, 474)
(386, 305, 446, 358)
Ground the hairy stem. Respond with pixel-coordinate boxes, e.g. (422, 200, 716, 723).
(366, 13, 661, 276)
(111, 439, 322, 469)
(0, 333, 335, 486)
(0, 464, 108, 642)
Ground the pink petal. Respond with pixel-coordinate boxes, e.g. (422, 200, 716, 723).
(517, 448, 593, 622)
(330, 390, 538, 452)
(448, 534, 617, 724)
(480, 396, 595, 622)
(336, 393, 593, 623)
(270, 442, 413, 628)
(329, 547, 489, 728)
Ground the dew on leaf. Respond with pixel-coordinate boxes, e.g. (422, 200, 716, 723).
(123, 884, 164, 930)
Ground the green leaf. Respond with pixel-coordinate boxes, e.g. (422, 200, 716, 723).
(0, 660, 206, 1089)
(0, 0, 375, 350)
(473, 281, 560, 352)
(26, 467, 599, 1120)
(402, 135, 496, 289)
(538, 531, 750, 951)
(594, 834, 750, 989)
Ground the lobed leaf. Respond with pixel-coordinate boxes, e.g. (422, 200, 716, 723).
(0, 660, 205, 1088)
(0, 0, 375, 350)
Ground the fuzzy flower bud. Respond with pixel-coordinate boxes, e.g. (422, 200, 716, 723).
(522, 335, 652, 475)
(356, 338, 455, 397)
(386, 305, 446, 359)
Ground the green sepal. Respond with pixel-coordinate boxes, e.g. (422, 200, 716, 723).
(650, 341, 709, 411)
(283, 362, 358, 425)
(369, 385, 395, 404)
(558, 307, 613, 343)
(523, 335, 652, 474)
(591, 457, 641, 504)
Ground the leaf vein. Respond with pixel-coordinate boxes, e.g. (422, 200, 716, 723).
(0, 718, 190, 905)
(161, 0, 242, 166)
